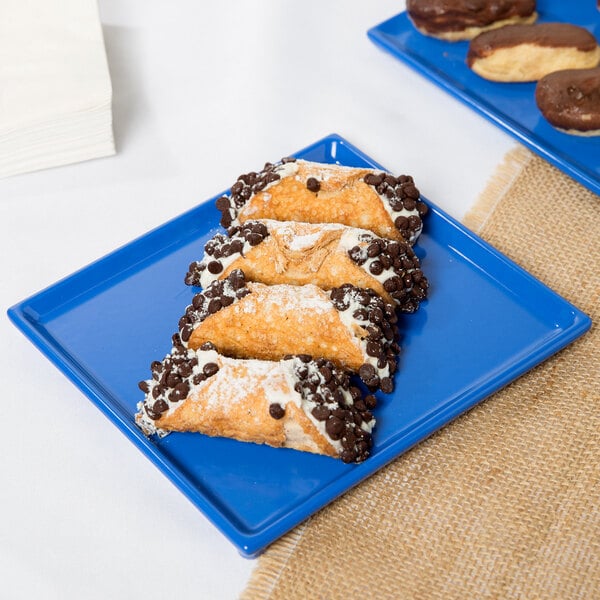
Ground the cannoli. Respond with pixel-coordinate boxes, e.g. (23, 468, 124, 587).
(136, 339, 377, 463)
(216, 158, 428, 245)
(535, 67, 600, 136)
(467, 23, 600, 82)
(185, 220, 429, 312)
(406, 0, 537, 42)
(178, 270, 400, 392)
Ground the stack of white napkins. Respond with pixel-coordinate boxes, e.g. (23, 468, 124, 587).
(0, 0, 115, 179)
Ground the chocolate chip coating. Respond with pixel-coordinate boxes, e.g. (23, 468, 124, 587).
(290, 356, 375, 463)
(329, 284, 399, 391)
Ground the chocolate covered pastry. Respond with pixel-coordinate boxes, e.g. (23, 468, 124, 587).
(535, 67, 600, 136)
(178, 270, 400, 393)
(185, 220, 428, 312)
(136, 340, 377, 463)
(216, 158, 428, 245)
(467, 22, 600, 82)
(406, 0, 537, 41)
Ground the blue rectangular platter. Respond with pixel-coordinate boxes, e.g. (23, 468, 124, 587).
(8, 134, 591, 557)
(368, 0, 600, 197)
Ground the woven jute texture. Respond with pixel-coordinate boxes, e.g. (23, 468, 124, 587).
(241, 147, 599, 600)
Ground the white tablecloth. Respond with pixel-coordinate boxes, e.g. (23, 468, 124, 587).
(0, 1, 514, 598)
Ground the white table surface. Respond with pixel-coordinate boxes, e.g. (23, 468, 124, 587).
(0, 1, 516, 598)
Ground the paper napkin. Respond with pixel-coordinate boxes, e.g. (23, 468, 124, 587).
(0, 0, 115, 178)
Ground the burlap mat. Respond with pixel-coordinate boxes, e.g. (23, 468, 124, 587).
(241, 147, 599, 600)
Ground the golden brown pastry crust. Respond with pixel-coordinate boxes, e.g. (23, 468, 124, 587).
(154, 359, 337, 456)
(178, 270, 400, 393)
(216, 159, 428, 245)
(187, 282, 373, 374)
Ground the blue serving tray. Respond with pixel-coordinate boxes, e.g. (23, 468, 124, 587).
(368, 0, 600, 197)
(8, 134, 591, 557)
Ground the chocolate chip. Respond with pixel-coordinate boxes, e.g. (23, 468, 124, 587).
(367, 242, 381, 257)
(395, 215, 408, 229)
(207, 261, 223, 274)
(364, 173, 384, 186)
(366, 341, 381, 357)
(171, 381, 190, 401)
(370, 307, 384, 324)
(330, 288, 351, 311)
(179, 362, 193, 377)
(228, 269, 246, 289)
(404, 198, 417, 211)
(269, 403, 285, 419)
(231, 181, 244, 195)
(216, 196, 231, 210)
(325, 416, 344, 440)
(383, 278, 398, 292)
(341, 430, 356, 449)
(353, 308, 368, 321)
(207, 298, 222, 314)
(312, 405, 330, 421)
(319, 365, 333, 382)
(340, 448, 358, 463)
(365, 395, 377, 409)
(203, 362, 219, 377)
(356, 440, 369, 456)
(358, 363, 376, 381)
(229, 239, 244, 254)
(166, 372, 181, 387)
(220, 211, 233, 228)
(332, 407, 347, 419)
(369, 260, 383, 275)
(192, 373, 206, 385)
(403, 184, 420, 199)
(220, 295, 234, 307)
(306, 177, 320, 193)
(356, 290, 371, 306)
(380, 377, 394, 394)
(247, 233, 263, 246)
(152, 399, 168, 414)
